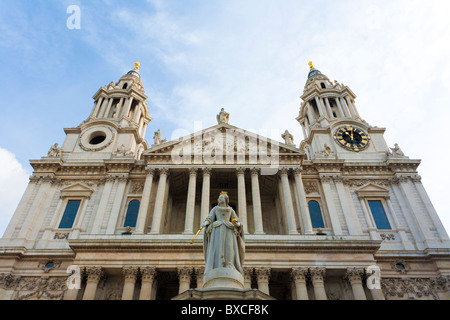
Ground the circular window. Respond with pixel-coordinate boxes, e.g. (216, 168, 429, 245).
(45, 262, 55, 269)
(89, 132, 106, 145)
(79, 126, 116, 152)
(395, 263, 405, 271)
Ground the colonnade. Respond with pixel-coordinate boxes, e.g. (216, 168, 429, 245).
(65, 266, 385, 300)
(134, 166, 314, 235)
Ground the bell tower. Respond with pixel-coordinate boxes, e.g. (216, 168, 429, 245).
(61, 63, 152, 161)
(297, 62, 394, 161)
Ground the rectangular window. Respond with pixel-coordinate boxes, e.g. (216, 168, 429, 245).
(368, 200, 391, 230)
(59, 200, 81, 229)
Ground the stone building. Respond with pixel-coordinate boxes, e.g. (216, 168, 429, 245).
(0, 62, 449, 300)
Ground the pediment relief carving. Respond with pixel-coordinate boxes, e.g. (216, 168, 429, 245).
(143, 124, 303, 165)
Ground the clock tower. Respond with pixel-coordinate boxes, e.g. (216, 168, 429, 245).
(297, 62, 392, 161)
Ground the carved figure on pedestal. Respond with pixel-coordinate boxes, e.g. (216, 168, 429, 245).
(200, 192, 245, 274)
(47, 143, 61, 158)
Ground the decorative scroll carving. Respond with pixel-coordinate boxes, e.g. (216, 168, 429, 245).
(381, 277, 448, 300)
(14, 277, 66, 300)
(380, 233, 396, 241)
(255, 268, 271, 282)
(304, 181, 319, 194)
(54, 233, 69, 240)
(177, 267, 193, 282)
(0, 273, 21, 290)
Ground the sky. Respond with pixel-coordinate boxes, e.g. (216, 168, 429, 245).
(0, 0, 449, 237)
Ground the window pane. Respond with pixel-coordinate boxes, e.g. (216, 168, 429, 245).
(124, 200, 140, 228)
(59, 200, 81, 229)
(308, 200, 325, 229)
(368, 200, 391, 230)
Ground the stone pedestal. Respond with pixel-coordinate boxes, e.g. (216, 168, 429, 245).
(203, 268, 245, 291)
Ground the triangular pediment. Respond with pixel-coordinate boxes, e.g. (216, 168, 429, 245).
(143, 123, 304, 165)
(60, 183, 94, 198)
(355, 183, 390, 197)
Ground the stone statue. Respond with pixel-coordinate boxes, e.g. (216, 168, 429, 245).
(153, 129, 162, 146)
(201, 192, 245, 276)
(390, 143, 405, 157)
(217, 108, 230, 125)
(323, 144, 333, 156)
(47, 143, 61, 158)
(282, 130, 295, 145)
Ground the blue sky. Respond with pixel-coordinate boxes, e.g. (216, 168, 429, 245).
(1, 0, 450, 236)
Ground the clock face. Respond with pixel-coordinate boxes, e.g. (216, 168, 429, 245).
(334, 126, 370, 152)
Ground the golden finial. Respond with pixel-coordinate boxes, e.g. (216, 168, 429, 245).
(134, 62, 140, 71)
(220, 191, 228, 196)
(309, 61, 315, 70)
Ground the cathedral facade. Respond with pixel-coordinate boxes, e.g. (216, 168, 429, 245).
(0, 63, 449, 300)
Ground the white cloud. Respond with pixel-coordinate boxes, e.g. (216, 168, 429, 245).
(0, 148, 30, 237)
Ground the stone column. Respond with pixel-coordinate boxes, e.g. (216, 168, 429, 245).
(244, 268, 253, 290)
(310, 267, 327, 300)
(291, 267, 309, 300)
(184, 168, 198, 234)
(334, 97, 345, 118)
(178, 267, 193, 294)
(251, 168, 265, 234)
(345, 96, 360, 118)
(306, 102, 315, 124)
(82, 267, 103, 300)
(135, 167, 155, 234)
(320, 175, 343, 235)
(92, 97, 103, 118)
(340, 97, 352, 117)
(122, 267, 138, 300)
(237, 167, 249, 234)
(200, 168, 212, 222)
(123, 97, 134, 119)
(103, 98, 113, 118)
(195, 267, 205, 290)
(255, 268, 271, 296)
(150, 168, 169, 234)
(314, 96, 325, 118)
(325, 98, 334, 118)
(139, 267, 157, 300)
(293, 168, 314, 235)
(279, 168, 298, 234)
(115, 98, 124, 118)
(346, 268, 367, 300)
(106, 174, 129, 234)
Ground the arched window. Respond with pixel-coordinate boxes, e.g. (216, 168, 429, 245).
(122, 83, 128, 90)
(321, 83, 326, 89)
(308, 200, 325, 229)
(123, 200, 140, 228)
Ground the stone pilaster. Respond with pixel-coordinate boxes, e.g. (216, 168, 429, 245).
(244, 268, 253, 289)
(195, 267, 205, 289)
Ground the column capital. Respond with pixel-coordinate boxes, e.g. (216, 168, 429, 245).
(255, 267, 271, 281)
(345, 268, 365, 284)
(236, 167, 246, 175)
(244, 267, 254, 279)
(159, 167, 170, 176)
(145, 165, 156, 175)
(122, 266, 139, 280)
(293, 167, 304, 175)
(291, 267, 309, 282)
(189, 167, 198, 176)
(202, 167, 212, 175)
(279, 167, 290, 176)
(309, 267, 326, 281)
(177, 267, 193, 282)
(194, 267, 205, 276)
(85, 267, 104, 282)
(140, 267, 157, 281)
(250, 167, 260, 176)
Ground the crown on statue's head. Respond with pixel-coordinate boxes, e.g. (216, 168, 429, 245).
(220, 191, 228, 196)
